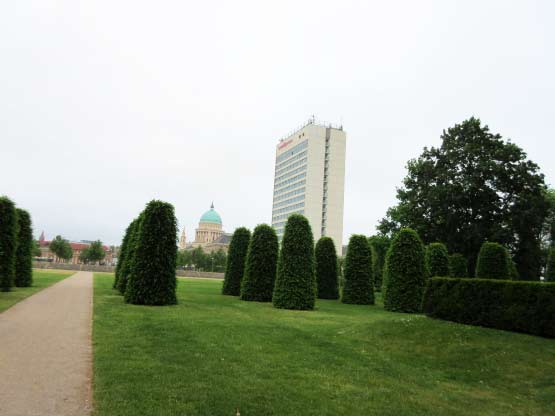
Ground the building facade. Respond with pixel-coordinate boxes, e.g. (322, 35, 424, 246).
(180, 204, 232, 254)
(271, 119, 346, 253)
(37, 232, 114, 265)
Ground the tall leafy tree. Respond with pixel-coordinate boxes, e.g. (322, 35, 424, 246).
(14, 208, 33, 287)
(222, 227, 251, 296)
(125, 200, 178, 305)
(240, 224, 279, 302)
(342, 235, 374, 305)
(546, 247, 555, 282)
(273, 214, 316, 310)
(0, 196, 18, 292)
(49, 235, 73, 262)
(378, 118, 549, 279)
(315, 236, 339, 300)
(86, 240, 106, 264)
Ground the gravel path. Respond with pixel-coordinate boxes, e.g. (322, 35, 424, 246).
(0, 271, 93, 416)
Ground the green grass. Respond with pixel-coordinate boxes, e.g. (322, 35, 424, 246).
(0, 269, 74, 313)
(93, 274, 555, 416)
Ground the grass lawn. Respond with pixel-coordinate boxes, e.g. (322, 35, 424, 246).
(0, 269, 74, 313)
(93, 273, 555, 416)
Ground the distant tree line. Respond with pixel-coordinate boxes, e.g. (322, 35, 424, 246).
(176, 247, 227, 272)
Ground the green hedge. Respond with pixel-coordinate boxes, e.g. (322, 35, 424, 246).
(423, 277, 555, 338)
(273, 214, 316, 310)
(475, 242, 509, 279)
(15, 208, 33, 287)
(545, 247, 555, 282)
(240, 224, 278, 302)
(426, 242, 449, 277)
(342, 234, 373, 305)
(125, 200, 178, 305)
(222, 227, 251, 296)
(0, 196, 18, 292)
(315, 237, 339, 300)
(449, 254, 468, 278)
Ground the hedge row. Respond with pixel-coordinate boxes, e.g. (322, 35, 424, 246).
(0, 197, 34, 292)
(422, 277, 555, 338)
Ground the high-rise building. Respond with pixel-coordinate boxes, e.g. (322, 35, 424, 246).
(271, 118, 346, 253)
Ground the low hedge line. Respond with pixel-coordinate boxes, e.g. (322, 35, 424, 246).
(422, 277, 555, 338)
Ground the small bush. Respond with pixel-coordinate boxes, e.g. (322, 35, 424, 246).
(426, 242, 449, 277)
(368, 235, 390, 291)
(222, 227, 251, 296)
(273, 214, 316, 310)
(15, 208, 33, 287)
(315, 237, 339, 300)
(546, 247, 555, 282)
(342, 235, 373, 304)
(449, 254, 468, 278)
(117, 217, 142, 295)
(125, 200, 178, 305)
(383, 228, 426, 313)
(475, 242, 509, 279)
(423, 277, 555, 338)
(240, 224, 278, 302)
(0, 196, 18, 292)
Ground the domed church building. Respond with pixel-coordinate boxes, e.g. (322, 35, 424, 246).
(181, 203, 232, 253)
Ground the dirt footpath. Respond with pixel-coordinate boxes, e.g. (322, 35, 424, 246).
(0, 271, 93, 416)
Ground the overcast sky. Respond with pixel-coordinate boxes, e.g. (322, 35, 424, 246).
(1, 0, 554, 246)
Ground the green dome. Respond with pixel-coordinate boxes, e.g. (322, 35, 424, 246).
(200, 204, 222, 225)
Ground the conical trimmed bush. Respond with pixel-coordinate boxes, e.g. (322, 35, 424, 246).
(15, 208, 33, 287)
(383, 228, 426, 313)
(315, 237, 339, 300)
(342, 235, 373, 304)
(240, 224, 278, 302)
(222, 227, 251, 296)
(448, 254, 468, 278)
(117, 216, 142, 295)
(0, 196, 18, 292)
(272, 214, 316, 310)
(426, 242, 449, 277)
(125, 200, 178, 305)
(475, 242, 509, 279)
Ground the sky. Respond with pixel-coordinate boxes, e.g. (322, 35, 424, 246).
(1, 0, 554, 246)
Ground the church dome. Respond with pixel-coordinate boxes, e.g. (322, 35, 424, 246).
(200, 203, 222, 225)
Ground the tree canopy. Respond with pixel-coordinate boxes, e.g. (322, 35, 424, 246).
(378, 118, 549, 279)
(49, 235, 73, 261)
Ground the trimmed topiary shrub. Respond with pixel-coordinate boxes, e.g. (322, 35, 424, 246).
(124, 200, 178, 305)
(14, 208, 33, 287)
(114, 219, 136, 289)
(240, 224, 278, 302)
(117, 217, 142, 295)
(546, 247, 555, 282)
(273, 214, 316, 310)
(342, 235, 373, 304)
(0, 196, 18, 292)
(475, 242, 510, 279)
(508, 258, 520, 280)
(449, 254, 468, 278)
(315, 237, 339, 300)
(368, 235, 390, 291)
(383, 228, 426, 313)
(426, 242, 449, 277)
(222, 227, 251, 296)
(423, 277, 555, 338)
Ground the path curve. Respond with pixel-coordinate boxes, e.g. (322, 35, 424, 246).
(0, 271, 93, 416)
